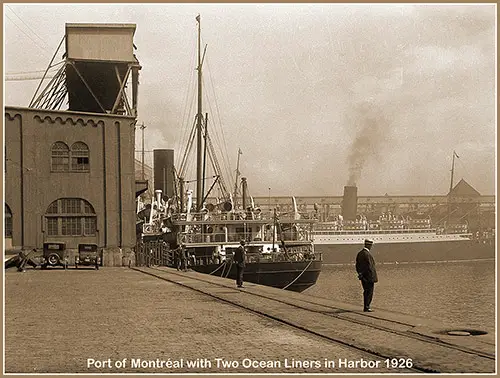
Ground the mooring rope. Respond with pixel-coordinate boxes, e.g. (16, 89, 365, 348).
(209, 261, 226, 275)
(223, 260, 233, 278)
(220, 259, 230, 277)
(281, 259, 313, 290)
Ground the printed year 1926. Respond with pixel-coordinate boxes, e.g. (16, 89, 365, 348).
(384, 358, 413, 369)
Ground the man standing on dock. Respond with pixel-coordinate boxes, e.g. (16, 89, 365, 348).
(356, 239, 378, 312)
(234, 240, 246, 288)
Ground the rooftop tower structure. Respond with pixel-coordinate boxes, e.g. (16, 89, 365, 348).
(30, 23, 141, 116)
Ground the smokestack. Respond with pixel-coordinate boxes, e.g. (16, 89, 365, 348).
(153, 149, 175, 198)
(342, 185, 358, 221)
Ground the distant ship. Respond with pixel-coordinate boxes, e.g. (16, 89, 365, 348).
(312, 216, 495, 264)
(312, 184, 495, 264)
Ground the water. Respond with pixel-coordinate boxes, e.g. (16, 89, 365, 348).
(304, 259, 496, 333)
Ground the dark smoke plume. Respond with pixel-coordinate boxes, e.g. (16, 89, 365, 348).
(346, 102, 389, 186)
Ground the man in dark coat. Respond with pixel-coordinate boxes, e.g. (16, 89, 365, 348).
(174, 244, 188, 271)
(356, 239, 378, 312)
(233, 240, 246, 288)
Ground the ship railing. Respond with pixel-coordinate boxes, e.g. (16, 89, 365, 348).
(312, 228, 438, 236)
(314, 218, 433, 232)
(170, 211, 317, 224)
(188, 250, 321, 266)
(247, 250, 321, 264)
(178, 229, 313, 245)
(443, 223, 469, 234)
(171, 211, 264, 222)
(142, 220, 163, 235)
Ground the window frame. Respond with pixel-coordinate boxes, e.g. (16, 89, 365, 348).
(45, 198, 97, 237)
(70, 142, 90, 172)
(51, 141, 90, 173)
(51, 141, 70, 172)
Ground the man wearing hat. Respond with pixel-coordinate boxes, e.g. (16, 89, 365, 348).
(356, 239, 378, 312)
(233, 240, 247, 288)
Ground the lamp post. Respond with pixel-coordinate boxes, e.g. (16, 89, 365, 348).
(140, 123, 146, 180)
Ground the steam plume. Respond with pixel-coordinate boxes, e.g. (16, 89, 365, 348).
(346, 101, 389, 186)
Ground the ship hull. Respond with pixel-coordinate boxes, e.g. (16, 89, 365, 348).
(190, 260, 322, 292)
(315, 239, 495, 265)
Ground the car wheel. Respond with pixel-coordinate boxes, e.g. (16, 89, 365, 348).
(47, 253, 60, 266)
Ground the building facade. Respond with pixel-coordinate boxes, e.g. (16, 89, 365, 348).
(4, 23, 141, 265)
(5, 107, 137, 265)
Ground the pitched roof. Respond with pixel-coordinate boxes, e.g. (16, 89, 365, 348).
(449, 178, 481, 197)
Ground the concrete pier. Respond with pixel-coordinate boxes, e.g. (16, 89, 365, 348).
(5, 267, 495, 374)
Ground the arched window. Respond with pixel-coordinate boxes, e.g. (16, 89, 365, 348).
(51, 142, 70, 171)
(5, 204, 12, 238)
(45, 198, 96, 236)
(71, 142, 89, 171)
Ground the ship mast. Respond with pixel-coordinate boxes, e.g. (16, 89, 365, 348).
(447, 150, 458, 225)
(196, 15, 204, 211)
(233, 148, 242, 207)
(449, 150, 457, 194)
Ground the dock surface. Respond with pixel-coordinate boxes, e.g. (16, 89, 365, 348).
(5, 267, 495, 374)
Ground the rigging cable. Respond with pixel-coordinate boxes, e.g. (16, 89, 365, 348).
(176, 34, 206, 191)
(6, 5, 53, 52)
(205, 133, 229, 195)
(179, 117, 198, 177)
(5, 13, 51, 59)
(204, 58, 235, 185)
(177, 56, 197, 169)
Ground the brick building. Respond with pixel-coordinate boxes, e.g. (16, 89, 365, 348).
(4, 23, 141, 265)
(4, 107, 137, 264)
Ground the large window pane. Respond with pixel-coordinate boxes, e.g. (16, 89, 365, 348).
(71, 142, 89, 171)
(45, 198, 96, 237)
(46, 201, 58, 214)
(84, 201, 94, 214)
(51, 142, 69, 171)
(47, 218, 58, 236)
(62, 217, 81, 236)
(84, 217, 96, 235)
(61, 198, 81, 214)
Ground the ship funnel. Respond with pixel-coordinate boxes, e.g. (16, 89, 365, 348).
(341, 185, 358, 221)
(153, 149, 175, 198)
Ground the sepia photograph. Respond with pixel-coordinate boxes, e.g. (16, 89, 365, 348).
(3, 3, 496, 374)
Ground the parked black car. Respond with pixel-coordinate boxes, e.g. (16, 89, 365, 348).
(41, 242, 67, 269)
(75, 244, 101, 270)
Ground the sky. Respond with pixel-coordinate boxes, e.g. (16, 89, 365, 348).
(4, 3, 496, 197)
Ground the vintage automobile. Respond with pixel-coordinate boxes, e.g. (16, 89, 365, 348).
(41, 242, 67, 269)
(75, 243, 101, 270)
